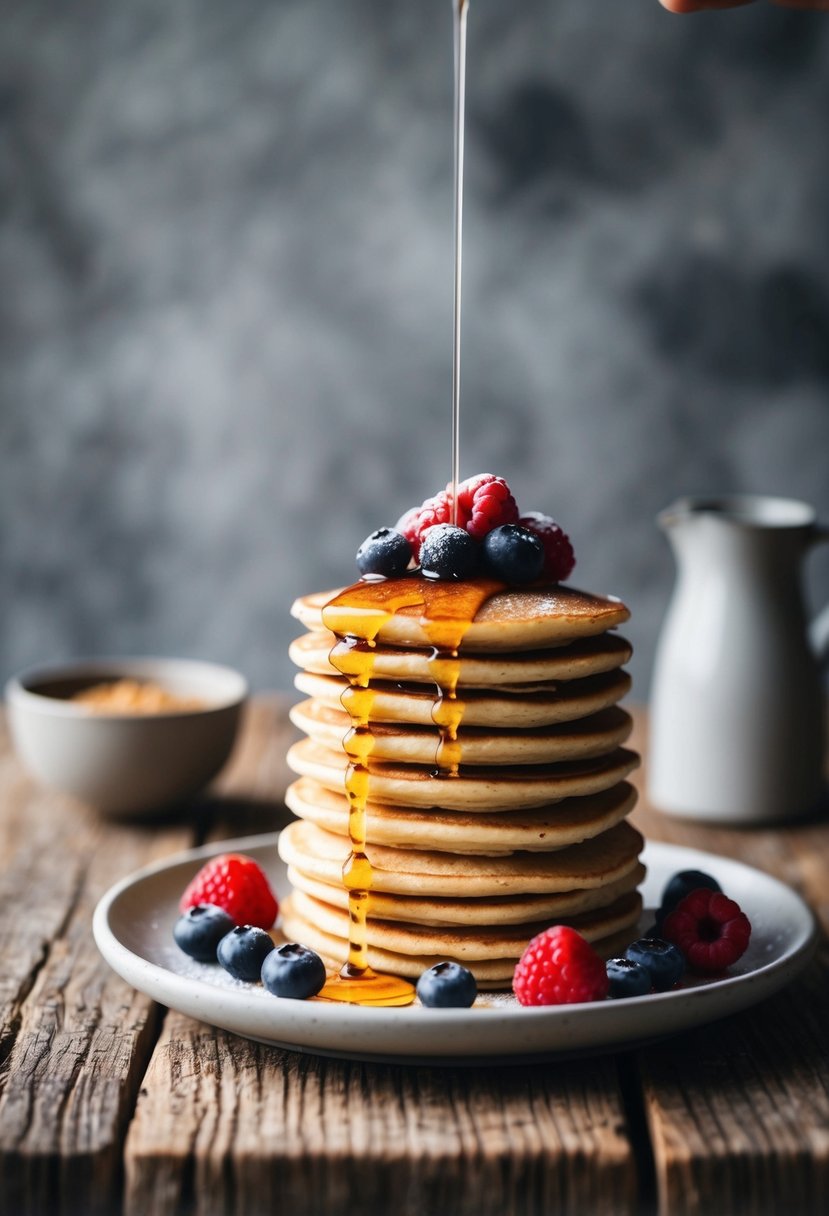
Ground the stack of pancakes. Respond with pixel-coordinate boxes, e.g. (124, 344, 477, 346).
(280, 581, 643, 989)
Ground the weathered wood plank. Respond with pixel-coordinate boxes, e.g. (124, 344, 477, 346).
(0, 707, 195, 1216)
(629, 711, 829, 1216)
(125, 1011, 638, 1216)
(0, 817, 193, 1216)
(640, 952, 829, 1216)
(0, 696, 292, 1215)
(4, 699, 826, 1216)
(127, 700, 636, 1216)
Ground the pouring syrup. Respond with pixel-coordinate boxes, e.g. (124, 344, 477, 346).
(313, 1, 476, 1007)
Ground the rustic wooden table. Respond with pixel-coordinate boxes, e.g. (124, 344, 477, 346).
(1, 698, 827, 1216)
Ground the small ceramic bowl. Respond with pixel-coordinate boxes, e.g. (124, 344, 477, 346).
(5, 657, 248, 817)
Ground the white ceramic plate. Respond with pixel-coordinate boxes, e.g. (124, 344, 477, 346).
(93, 836, 817, 1064)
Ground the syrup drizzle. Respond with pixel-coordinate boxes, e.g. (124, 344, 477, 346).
(311, 2, 476, 1007)
(317, 577, 501, 1006)
(450, 0, 469, 524)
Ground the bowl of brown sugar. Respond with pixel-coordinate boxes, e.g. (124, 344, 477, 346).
(5, 657, 248, 817)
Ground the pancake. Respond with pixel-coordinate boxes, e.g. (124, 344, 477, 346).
(284, 778, 639, 853)
(290, 700, 633, 766)
(281, 919, 644, 990)
(285, 861, 647, 926)
(289, 629, 632, 685)
(293, 669, 633, 729)
(286, 571, 642, 991)
(278, 818, 644, 896)
(281, 888, 643, 974)
(292, 582, 630, 652)
(285, 887, 643, 958)
(287, 738, 640, 811)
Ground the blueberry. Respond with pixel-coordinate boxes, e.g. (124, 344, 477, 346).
(216, 925, 275, 982)
(606, 957, 652, 999)
(420, 525, 480, 580)
(173, 904, 236, 962)
(659, 870, 722, 920)
(261, 942, 327, 999)
(625, 938, 685, 992)
(416, 961, 477, 1008)
(483, 524, 544, 584)
(356, 527, 412, 578)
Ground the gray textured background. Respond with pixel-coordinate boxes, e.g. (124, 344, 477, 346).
(3, 0, 829, 696)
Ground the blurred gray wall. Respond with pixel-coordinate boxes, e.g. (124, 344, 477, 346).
(2, 0, 829, 695)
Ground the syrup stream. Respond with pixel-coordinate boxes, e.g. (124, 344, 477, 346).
(311, 3, 476, 1007)
(450, 0, 469, 525)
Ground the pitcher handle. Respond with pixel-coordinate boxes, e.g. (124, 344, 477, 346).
(809, 524, 829, 664)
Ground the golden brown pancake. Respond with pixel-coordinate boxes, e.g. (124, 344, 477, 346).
(291, 582, 630, 652)
(285, 861, 647, 926)
(289, 699, 632, 766)
(278, 818, 644, 896)
(283, 920, 644, 990)
(285, 777, 639, 853)
(281, 889, 643, 985)
(285, 573, 642, 990)
(289, 629, 632, 685)
(287, 738, 640, 811)
(293, 669, 633, 728)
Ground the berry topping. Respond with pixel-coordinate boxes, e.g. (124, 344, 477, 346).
(179, 853, 279, 931)
(454, 473, 520, 540)
(659, 870, 722, 921)
(518, 512, 576, 582)
(420, 524, 481, 581)
(396, 474, 519, 560)
(261, 942, 327, 999)
(483, 524, 544, 583)
(624, 938, 685, 992)
(356, 528, 413, 578)
(173, 904, 236, 962)
(513, 925, 610, 1006)
(661, 889, 752, 975)
(416, 961, 478, 1008)
(606, 957, 652, 999)
(216, 925, 275, 982)
(397, 491, 454, 560)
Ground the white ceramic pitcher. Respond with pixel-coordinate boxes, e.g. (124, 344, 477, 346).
(648, 495, 829, 824)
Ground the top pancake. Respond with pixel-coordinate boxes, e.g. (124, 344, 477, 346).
(292, 582, 629, 652)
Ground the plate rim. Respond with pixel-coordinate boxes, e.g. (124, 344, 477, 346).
(93, 833, 819, 1063)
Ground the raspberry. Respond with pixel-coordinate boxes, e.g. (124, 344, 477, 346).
(454, 473, 520, 540)
(513, 925, 610, 1006)
(397, 492, 453, 561)
(179, 853, 279, 931)
(397, 474, 519, 560)
(519, 512, 576, 582)
(661, 888, 751, 975)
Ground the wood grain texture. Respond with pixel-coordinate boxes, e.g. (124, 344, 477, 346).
(0, 817, 193, 1216)
(2, 701, 828, 1216)
(125, 700, 638, 1216)
(0, 713, 193, 1216)
(641, 957, 829, 1216)
(629, 713, 829, 1216)
(125, 1012, 637, 1216)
